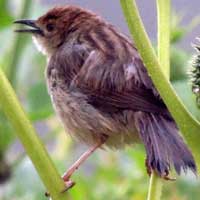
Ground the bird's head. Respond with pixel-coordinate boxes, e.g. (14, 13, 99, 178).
(14, 6, 88, 56)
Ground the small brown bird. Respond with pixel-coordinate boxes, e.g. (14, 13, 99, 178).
(15, 5, 196, 191)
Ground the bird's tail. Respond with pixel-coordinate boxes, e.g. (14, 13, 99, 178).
(134, 112, 196, 177)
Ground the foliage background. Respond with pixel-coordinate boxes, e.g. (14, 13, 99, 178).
(0, 0, 200, 199)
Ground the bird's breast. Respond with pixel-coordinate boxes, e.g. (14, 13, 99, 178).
(47, 80, 139, 148)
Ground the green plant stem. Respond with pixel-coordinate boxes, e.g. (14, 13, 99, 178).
(157, 0, 170, 78)
(7, 0, 32, 87)
(147, 172, 163, 200)
(147, 0, 171, 199)
(120, 0, 200, 168)
(0, 68, 70, 200)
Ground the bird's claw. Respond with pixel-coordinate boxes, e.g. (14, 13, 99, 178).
(163, 175, 176, 181)
(145, 163, 176, 181)
(161, 170, 176, 181)
(61, 180, 76, 193)
(45, 180, 76, 198)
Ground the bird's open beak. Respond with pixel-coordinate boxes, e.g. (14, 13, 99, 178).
(14, 19, 43, 35)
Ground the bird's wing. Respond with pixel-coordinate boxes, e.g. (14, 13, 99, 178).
(69, 49, 168, 115)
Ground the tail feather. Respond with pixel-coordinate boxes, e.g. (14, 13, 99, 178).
(134, 112, 196, 177)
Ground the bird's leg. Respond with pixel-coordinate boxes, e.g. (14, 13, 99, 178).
(45, 135, 108, 197)
(61, 135, 108, 193)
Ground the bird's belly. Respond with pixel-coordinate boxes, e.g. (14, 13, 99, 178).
(50, 88, 140, 149)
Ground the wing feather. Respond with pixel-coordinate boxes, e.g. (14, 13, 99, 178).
(69, 50, 168, 116)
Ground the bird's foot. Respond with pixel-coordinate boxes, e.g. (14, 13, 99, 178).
(160, 169, 176, 181)
(145, 160, 176, 181)
(162, 174, 176, 181)
(61, 179, 76, 193)
(45, 179, 75, 197)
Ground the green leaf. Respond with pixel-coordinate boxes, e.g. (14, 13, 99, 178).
(170, 46, 190, 81)
(0, 0, 14, 30)
(170, 28, 186, 44)
(27, 81, 53, 121)
(172, 80, 200, 121)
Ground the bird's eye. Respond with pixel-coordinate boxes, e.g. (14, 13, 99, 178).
(46, 23, 54, 32)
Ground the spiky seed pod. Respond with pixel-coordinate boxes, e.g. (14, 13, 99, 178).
(190, 40, 200, 107)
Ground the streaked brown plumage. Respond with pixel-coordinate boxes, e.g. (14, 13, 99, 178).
(15, 5, 196, 191)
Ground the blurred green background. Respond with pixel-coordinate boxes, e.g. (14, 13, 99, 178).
(0, 0, 200, 200)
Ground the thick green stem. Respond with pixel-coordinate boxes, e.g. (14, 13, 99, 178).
(147, 173, 163, 200)
(7, 0, 32, 87)
(0, 68, 70, 199)
(120, 0, 200, 168)
(147, 0, 171, 199)
(157, 0, 170, 78)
